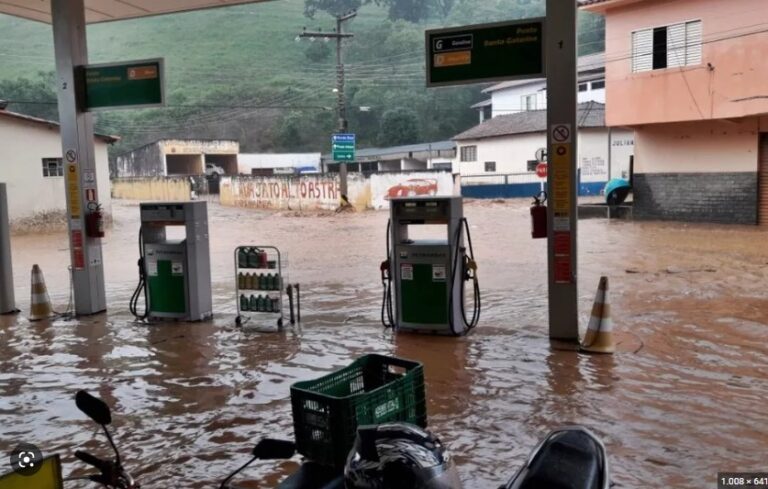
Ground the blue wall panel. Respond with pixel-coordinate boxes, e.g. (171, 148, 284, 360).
(461, 181, 607, 199)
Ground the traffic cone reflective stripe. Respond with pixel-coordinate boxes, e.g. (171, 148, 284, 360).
(581, 276, 615, 354)
(29, 264, 55, 321)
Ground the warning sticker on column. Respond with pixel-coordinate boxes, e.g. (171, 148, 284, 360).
(146, 258, 158, 277)
(555, 256, 571, 284)
(432, 265, 446, 282)
(66, 163, 81, 219)
(401, 264, 413, 280)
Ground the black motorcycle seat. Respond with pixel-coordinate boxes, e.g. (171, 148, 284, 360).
(518, 430, 603, 489)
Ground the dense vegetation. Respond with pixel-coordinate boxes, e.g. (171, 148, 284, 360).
(0, 0, 603, 157)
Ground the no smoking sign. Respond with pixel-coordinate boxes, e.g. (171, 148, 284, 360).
(551, 123, 572, 144)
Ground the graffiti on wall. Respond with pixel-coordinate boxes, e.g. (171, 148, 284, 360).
(220, 175, 343, 210)
(384, 178, 439, 200)
(370, 172, 455, 210)
(219, 171, 454, 211)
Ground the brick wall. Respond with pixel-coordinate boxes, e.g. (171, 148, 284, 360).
(633, 172, 758, 224)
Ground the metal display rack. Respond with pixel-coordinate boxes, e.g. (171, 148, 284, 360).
(234, 246, 284, 327)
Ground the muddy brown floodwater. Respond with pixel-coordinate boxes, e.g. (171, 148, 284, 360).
(2, 199, 768, 488)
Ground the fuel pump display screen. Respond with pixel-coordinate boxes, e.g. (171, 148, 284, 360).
(395, 200, 449, 224)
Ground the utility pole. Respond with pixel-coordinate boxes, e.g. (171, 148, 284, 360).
(299, 10, 356, 196)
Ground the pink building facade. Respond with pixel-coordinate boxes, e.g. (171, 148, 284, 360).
(582, 0, 768, 224)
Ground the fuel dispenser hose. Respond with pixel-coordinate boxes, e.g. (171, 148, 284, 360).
(449, 217, 480, 333)
(381, 219, 396, 329)
(129, 228, 149, 320)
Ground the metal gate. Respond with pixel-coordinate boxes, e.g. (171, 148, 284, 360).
(760, 134, 768, 226)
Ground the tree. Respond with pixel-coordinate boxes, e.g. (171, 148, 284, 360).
(305, 40, 332, 62)
(304, 0, 364, 18)
(378, 107, 420, 146)
(371, 0, 454, 22)
(0, 72, 58, 121)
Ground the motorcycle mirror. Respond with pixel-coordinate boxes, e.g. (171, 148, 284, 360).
(252, 439, 296, 460)
(75, 390, 112, 425)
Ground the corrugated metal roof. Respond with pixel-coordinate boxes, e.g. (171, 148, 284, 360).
(323, 140, 455, 162)
(453, 102, 605, 141)
(0, 108, 119, 143)
(355, 141, 455, 159)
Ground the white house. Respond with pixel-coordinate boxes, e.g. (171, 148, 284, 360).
(0, 107, 116, 231)
(473, 52, 607, 122)
(454, 102, 634, 197)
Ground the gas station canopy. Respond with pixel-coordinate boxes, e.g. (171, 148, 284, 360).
(0, 0, 273, 24)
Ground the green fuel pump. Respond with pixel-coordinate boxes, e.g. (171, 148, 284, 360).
(130, 201, 212, 321)
(381, 196, 480, 335)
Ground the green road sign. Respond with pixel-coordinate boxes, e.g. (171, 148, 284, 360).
(426, 19, 545, 88)
(83, 58, 165, 110)
(332, 133, 356, 162)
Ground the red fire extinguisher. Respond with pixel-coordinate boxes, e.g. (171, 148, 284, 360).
(85, 202, 105, 238)
(531, 191, 547, 239)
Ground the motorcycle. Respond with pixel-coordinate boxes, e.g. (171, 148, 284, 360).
(65, 390, 341, 489)
(66, 390, 608, 489)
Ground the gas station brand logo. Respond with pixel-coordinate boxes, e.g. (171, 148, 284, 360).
(433, 34, 473, 53)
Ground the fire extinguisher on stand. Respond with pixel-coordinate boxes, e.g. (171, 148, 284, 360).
(85, 202, 105, 238)
(530, 191, 547, 239)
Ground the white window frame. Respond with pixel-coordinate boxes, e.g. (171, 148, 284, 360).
(521, 93, 537, 111)
(42, 157, 63, 177)
(460, 145, 477, 162)
(631, 19, 702, 73)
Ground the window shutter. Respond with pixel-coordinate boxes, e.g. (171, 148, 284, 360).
(667, 23, 686, 68)
(686, 20, 702, 65)
(632, 29, 653, 72)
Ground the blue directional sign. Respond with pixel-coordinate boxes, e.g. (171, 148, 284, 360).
(332, 133, 356, 162)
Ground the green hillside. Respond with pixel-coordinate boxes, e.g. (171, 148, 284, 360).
(0, 0, 604, 155)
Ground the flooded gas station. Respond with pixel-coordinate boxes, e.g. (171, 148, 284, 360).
(2, 0, 768, 488)
(2, 199, 768, 488)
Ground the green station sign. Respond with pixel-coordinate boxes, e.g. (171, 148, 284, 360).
(83, 58, 165, 110)
(332, 133, 356, 162)
(426, 19, 545, 87)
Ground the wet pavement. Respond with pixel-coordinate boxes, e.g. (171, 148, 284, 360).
(1, 199, 768, 488)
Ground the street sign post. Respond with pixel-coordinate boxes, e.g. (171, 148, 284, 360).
(535, 147, 547, 163)
(83, 58, 164, 110)
(332, 133, 356, 162)
(426, 19, 545, 87)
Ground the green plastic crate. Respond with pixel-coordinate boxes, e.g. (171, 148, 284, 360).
(290, 354, 427, 468)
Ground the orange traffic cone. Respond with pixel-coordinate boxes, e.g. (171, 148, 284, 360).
(29, 264, 55, 321)
(580, 276, 615, 354)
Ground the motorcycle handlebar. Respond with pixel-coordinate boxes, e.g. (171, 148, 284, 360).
(75, 450, 111, 472)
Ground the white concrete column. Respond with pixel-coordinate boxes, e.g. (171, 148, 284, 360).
(52, 0, 107, 315)
(0, 183, 16, 314)
(546, 0, 579, 343)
